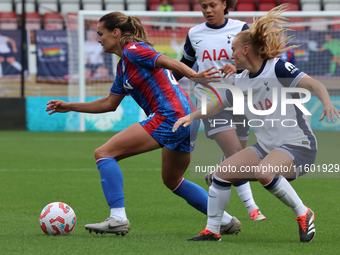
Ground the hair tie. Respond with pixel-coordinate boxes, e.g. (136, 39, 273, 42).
(127, 16, 131, 22)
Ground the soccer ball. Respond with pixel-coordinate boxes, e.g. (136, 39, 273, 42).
(39, 202, 77, 236)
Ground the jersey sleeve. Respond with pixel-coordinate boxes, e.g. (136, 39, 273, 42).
(182, 34, 196, 62)
(241, 23, 249, 31)
(110, 61, 129, 96)
(124, 43, 162, 69)
(274, 59, 306, 87)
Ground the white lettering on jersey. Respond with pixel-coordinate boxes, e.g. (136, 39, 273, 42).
(124, 80, 133, 90)
(285, 62, 298, 74)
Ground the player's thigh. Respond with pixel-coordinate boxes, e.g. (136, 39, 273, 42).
(216, 147, 261, 181)
(255, 149, 295, 183)
(161, 147, 191, 189)
(213, 129, 243, 158)
(95, 123, 161, 161)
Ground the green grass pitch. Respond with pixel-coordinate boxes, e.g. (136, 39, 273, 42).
(0, 131, 339, 255)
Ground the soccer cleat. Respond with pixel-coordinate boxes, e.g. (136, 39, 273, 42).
(249, 209, 266, 221)
(85, 217, 130, 236)
(220, 216, 242, 235)
(187, 228, 221, 241)
(295, 207, 315, 242)
(204, 172, 214, 186)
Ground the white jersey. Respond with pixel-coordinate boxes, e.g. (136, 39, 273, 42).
(183, 18, 248, 108)
(0, 35, 11, 54)
(84, 41, 104, 65)
(222, 58, 317, 152)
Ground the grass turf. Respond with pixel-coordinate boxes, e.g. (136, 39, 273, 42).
(0, 131, 339, 255)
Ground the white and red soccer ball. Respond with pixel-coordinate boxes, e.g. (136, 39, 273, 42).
(39, 202, 76, 236)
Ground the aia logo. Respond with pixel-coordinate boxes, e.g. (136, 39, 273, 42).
(202, 49, 229, 62)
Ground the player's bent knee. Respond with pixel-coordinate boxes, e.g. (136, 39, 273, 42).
(162, 177, 182, 190)
(94, 147, 109, 161)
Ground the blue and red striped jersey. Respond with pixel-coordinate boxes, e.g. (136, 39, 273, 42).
(110, 42, 194, 118)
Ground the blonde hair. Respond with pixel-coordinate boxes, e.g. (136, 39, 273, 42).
(237, 4, 298, 60)
(99, 12, 154, 47)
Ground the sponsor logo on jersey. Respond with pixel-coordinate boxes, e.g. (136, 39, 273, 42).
(129, 45, 137, 49)
(195, 40, 203, 44)
(285, 62, 298, 74)
(202, 49, 229, 62)
(124, 80, 134, 90)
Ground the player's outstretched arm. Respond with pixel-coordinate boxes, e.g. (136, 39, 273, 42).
(173, 101, 226, 132)
(298, 75, 340, 122)
(156, 55, 222, 83)
(46, 94, 124, 115)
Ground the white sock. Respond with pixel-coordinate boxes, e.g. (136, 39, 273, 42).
(234, 182, 259, 214)
(264, 175, 307, 217)
(0, 63, 2, 78)
(206, 176, 232, 235)
(12, 61, 22, 71)
(110, 207, 127, 221)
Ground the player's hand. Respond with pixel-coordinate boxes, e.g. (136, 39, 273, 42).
(319, 104, 340, 122)
(46, 100, 70, 115)
(172, 115, 192, 132)
(219, 64, 237, 79)
(191, 66, 222, 84)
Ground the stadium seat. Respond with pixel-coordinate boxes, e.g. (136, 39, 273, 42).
(172, 0, 190, 3)
(236, 2, 256, 11)
(149, 3, 158, 10)
(66, 12, 78, 30)
(173, 3, 190, 11)
(0, 12, 17, 29)
(26, 12, 41, 30)
(0, 0, 13, 12)
(258, 2, 277, 11)
(105, 3, 125, 11)
(82, 0, 103, 11)
(59, 0, 80, 15)
(43, 12, 64, 30)
(287, 17, 306, 30)
(37, 0, 59, 15)
(331, 17, 340, 30)
(324, 3, 340, 11)
(148, 0, 160, 5)
(301, 2, 321, 11)
(127, 3, 147, 11)
(15, 0, 36, 15)
(105, 0, 125, 11)
(193, 3, 201, 11)
(309, 17, 328, 31)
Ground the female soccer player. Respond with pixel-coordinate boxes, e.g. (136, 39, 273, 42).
(46, 12, 241, 236)
(173, 4, 340, 242)
(173, 0, 265, 221)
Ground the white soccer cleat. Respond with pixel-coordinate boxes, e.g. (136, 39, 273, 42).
(85, 217, 130, 236)
(220, 216, 242, 235)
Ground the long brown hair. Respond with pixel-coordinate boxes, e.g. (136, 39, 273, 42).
(236, 4, 299, 60)
(99, 12, 154, 47)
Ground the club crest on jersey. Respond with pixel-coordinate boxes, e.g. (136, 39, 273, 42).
(264, 81, 270, 91)
(129, 44, 137, 49)
(202, 49, 229, 62)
